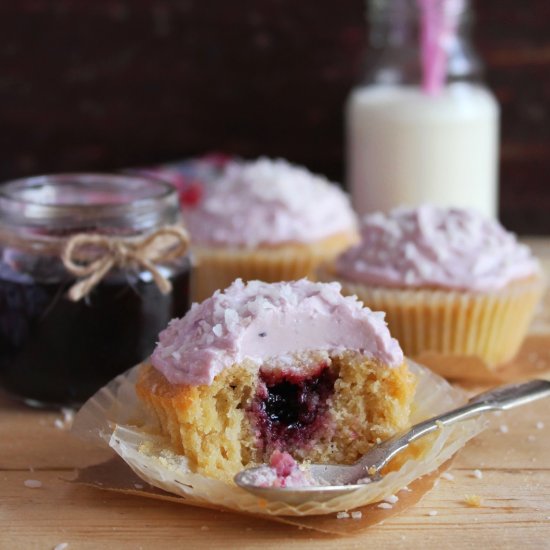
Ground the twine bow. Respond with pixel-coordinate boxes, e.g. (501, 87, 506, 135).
(61, 225, 190, 302)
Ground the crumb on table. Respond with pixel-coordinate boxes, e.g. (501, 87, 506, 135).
(464, 494, 483, 507)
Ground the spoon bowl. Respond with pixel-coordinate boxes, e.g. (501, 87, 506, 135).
(233, 475, 364, 505)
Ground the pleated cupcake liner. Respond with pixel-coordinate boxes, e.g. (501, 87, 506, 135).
(191, 232, 356, 302)
(72, 359, 485, 517)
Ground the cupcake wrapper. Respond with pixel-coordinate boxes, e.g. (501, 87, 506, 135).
(72, 359, 485, 517)
(191, 232, 356, 302)
(333, 276, 544, 376)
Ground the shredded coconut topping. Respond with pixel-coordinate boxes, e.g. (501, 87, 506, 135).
(24, 479, 42, 488)
(182, 157, 357, 247)
(151, 279, 403, 385)
(335, 205, 539, 292)
(54, 408, 75, 431)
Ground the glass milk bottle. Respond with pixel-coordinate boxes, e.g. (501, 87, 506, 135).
(347, 0, 500, 218)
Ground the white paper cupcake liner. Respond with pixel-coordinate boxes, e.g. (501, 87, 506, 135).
(72, 360, 485, 517)
(345, 279, 541, 363)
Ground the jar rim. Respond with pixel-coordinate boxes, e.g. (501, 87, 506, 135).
(0, 172, 180, 230)
(368, 0, 470, 16)
(0, 172, 174, 207)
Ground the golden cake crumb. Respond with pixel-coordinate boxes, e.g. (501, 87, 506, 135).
(464, 494, 483, 507)
(138, 441, 155, 454)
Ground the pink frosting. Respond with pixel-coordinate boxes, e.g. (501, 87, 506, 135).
(151, 279, 403, 386)
(335, 206, 539, 292)
(238, 451, 316, 488)
(181, 158, 357, 247)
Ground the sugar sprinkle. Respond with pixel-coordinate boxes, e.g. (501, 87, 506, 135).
(24, 479, 42, 489)
(53, 408, 75, 431)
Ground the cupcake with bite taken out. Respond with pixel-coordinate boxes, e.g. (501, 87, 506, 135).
(136, 278, 416, 483)
(319, 205, 544, 378)
(181, 157, 358, 301)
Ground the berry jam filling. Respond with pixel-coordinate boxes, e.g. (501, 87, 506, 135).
(248, 364, 338, 453)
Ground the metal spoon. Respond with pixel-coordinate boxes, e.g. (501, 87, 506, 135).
(234, 379, 550, 504)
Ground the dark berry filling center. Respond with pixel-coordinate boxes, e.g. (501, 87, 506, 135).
(248, 364, 337, 453)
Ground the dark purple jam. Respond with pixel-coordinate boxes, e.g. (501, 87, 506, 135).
(0, 266, 190, 406)
(248, 364, 338, 453)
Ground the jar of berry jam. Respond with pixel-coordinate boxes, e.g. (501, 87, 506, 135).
(0, 173, 191, 407)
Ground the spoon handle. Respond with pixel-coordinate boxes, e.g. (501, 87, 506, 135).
(360, 379, 550, 475)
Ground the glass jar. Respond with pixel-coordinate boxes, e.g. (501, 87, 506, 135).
(0, 173, 192, 407)
(347, 0, 500, 217)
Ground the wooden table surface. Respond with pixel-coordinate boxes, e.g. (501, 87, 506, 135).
(2, 239, 550, 550)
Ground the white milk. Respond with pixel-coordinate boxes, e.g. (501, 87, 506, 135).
(346, 83, 499, 217)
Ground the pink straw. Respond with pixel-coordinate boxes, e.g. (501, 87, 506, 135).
(417, 0, 463, 96)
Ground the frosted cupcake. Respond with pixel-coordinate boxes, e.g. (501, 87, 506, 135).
(321, 205, 544, 378)
(136, 279, 415, 483)
(182, 158, 358, 301)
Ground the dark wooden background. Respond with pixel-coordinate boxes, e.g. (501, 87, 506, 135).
(0, 0, 549, 233)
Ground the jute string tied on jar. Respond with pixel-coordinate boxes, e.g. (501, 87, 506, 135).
(61, 225, 190, 302)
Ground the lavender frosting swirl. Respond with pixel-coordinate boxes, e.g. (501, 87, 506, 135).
(182, 158, 357, 248)
(335, 206, 539, 292)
